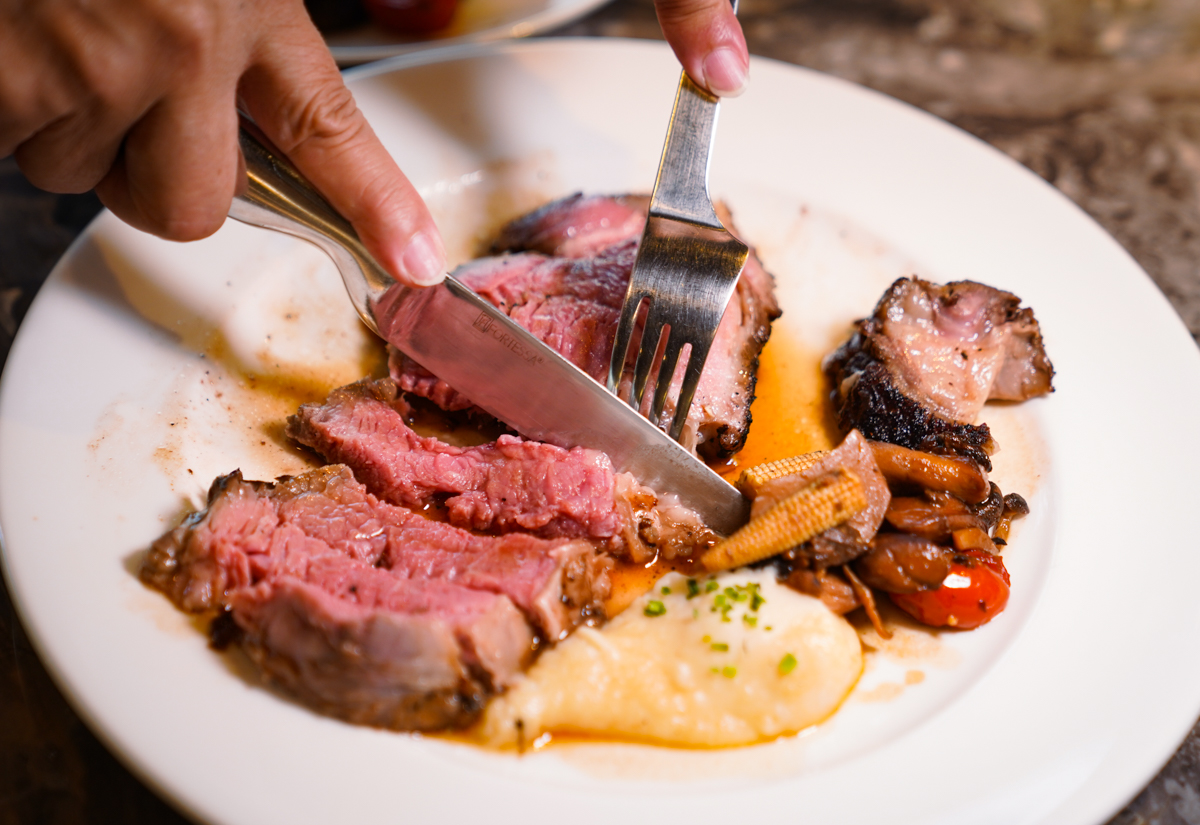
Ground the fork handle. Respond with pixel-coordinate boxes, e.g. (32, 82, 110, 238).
(649, 75, 723, 229)
(648, 0, 737, 229)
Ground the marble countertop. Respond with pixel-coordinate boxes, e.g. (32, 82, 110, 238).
(3, 1, 1199, 822)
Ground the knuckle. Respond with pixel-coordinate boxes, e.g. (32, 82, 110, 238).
(280, 83, 364, 153)
(152, 0, 222, 63)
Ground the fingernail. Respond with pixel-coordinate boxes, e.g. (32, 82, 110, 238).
(400, 231, 446, 287)
(703, 48, 749, 97)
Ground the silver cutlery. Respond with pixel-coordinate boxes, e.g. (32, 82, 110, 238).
(608, 1, 748, 443)
(227, 114, 750, 534)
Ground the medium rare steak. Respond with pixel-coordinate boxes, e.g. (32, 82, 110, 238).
(490, 193, 650, 258)
(391, 245, 633, 413)
(390, 193, 781, 462)
(287, 378, 716, 563)
(287, 379, 625, 545)
(141, 465, 611, 730)
(825, 278, 1054, 469)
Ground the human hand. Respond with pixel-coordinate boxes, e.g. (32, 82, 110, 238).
(653, 0, 750, 97)
(0, 0, 445, 287)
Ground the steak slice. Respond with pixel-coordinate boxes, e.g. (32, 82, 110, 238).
(391, 246, 634, 413)
(390, 193, 781, 462)
(288, 379, 717, 563)
(141, 465, 611, 729)
(287, 379, 625, 547)
(825, 278, 1054, 469)
(490, 192, 650, 258)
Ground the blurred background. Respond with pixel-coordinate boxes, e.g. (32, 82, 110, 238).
(3, 1, 1199, 822)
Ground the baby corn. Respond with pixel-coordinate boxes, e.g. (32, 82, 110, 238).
(737, 451, 829, 496)
(702, 469, 868, 572)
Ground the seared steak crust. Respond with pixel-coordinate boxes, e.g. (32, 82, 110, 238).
(825, 343, 997, 470)
(824, 277, 1053, 470)
(141, 466, 611, 730)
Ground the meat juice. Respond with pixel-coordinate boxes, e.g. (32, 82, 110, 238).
(606, 327, 836, 618)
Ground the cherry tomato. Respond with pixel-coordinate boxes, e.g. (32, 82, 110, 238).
(364, 0, 457, 35)
(889, 550, 1009, 630)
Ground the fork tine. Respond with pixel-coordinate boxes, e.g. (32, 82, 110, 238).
(650, 334, 688, 423)
(630, 306, 667, 410)
(608, 293, 647, 395)
(668, 337, 711, 440)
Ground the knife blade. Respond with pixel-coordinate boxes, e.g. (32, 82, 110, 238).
(228, 118, 750, 535)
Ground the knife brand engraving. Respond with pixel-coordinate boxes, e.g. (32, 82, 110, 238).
(472, 311, 545, 365)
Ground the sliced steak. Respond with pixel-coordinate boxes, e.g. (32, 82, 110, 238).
(490, 192, 650, 258)
(286, 379, 715, 563)
(141, 465, 611, 730)
(287, 379, 625, 546)
(391, 245, 634, 412)
(390, 193, 780, 462)
(824, 278, 1053, 468)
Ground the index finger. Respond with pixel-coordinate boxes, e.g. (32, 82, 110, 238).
(238, 15, 445, 288)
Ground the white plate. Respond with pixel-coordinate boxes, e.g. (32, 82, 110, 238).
(3, 39, 1200, 825)
(324, 0, 612, 64)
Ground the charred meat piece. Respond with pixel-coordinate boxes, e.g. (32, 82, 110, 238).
(824, 353, 997, 469)
(391, 193, 780, 461)
(141, 466, 611, 730)
(853, 534, 952, 594)
(826, 278, 1054, 468)
(288, 379, 714, 562)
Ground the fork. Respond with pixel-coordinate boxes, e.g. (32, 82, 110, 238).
(607, 22, 749, 443)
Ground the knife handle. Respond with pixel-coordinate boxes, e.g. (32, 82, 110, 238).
(228, 113, 395, 335)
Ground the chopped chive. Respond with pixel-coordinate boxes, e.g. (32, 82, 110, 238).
(779, 653, 797, 675)
(722, 666, 737, 678)
(705, 580, 719, 593)
(686, 579, 701, 599)
(661, 586, 671, 595)
(643, 600, 666, 617)
(742, 614, 757, 628)
(710, 642, 729, 652)
(750, 585, 766, 611)
(693, 608, 699, 619)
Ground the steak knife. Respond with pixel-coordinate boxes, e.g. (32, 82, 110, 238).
(228, 118, 750, 535)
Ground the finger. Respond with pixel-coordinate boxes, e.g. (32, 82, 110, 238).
(654, 0, 749, 97)
(94, 82, 241, 241)
(15, 98, 151, 194)
(0, 8, 89, 161)
(238, 12, 445, 287)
